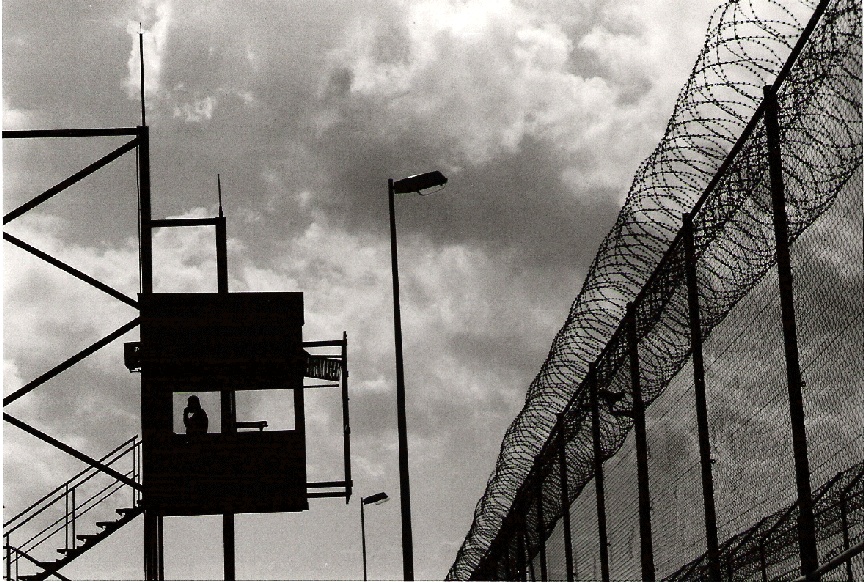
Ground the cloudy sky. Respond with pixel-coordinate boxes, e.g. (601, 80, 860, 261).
(3, 0, 721, 579)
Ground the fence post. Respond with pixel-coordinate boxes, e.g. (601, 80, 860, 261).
(536, 478, 547, 581)
(763, 84, 819, 579)
(760, 537, 768, 582)
(6, 534, 11, 581)
(558, 414, 575, 582)
(627, 303, 655, 582)
(683, 212, 722, 581)
(839, 489, 852, 582)
(527, 528, 537, 582)
(517, 528, 527, 582)
(590, 362, 611, 582)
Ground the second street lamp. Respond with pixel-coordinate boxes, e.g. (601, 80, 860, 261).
(360, 492, 389, 581)
(387, 170, 448, 581)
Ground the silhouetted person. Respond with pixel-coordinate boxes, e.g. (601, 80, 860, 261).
(183, 395, 208, 435)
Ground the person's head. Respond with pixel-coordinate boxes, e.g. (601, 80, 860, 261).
(187, 395, 201, 410)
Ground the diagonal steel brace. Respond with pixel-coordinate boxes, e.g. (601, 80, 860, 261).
(3, 233, 138, 308)
(3, 138, 139, 225)
(3, 318, 140, 407)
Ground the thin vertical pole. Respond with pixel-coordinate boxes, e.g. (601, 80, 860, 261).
(389, 178, 414, 580)
(139, 30, 146, 127)
(71, 487, 77, 551)
(763, 84, 819, 579)
(627, 303, 655, 582)
(65, 484, 70, 550)
(216, 211, 236, 581)
(131, 442, 136, 508)
(5, 534, 11, 582)
(558, 415, 575, 582)
(342, 332, 352, 503)
(683, 213, 721, 581)
(590, 362, 611, 582)
(537, 480, 547, 581)
(361, 502, 368, 581)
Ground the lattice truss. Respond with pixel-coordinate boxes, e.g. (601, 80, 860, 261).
(447, 0, 862, 578)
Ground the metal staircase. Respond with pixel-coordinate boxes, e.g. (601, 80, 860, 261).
(3, 437, 142, 581)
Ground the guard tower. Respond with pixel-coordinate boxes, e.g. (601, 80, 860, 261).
(125, 162, 353, 580)
(3, 41, 352, 580)
(135, 292, 309, 515)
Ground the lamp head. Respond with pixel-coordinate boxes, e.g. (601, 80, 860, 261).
(392, 171, 447, 194)
(362, 492, 389, 506)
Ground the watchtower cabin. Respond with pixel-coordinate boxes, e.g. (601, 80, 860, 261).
(125, 291, 352, 517)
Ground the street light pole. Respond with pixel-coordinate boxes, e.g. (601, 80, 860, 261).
(361, 501, 368, 581)
(360, 492, 389, 581)
(387, 171, 447, 581)
(388, 178, 413, 581)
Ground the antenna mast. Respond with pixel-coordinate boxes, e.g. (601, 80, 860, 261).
(139, 25, 146, 126)
(217, 174, 224, 217)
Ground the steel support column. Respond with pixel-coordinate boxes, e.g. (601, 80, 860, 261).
(215, 214, 237, 581)
(137, 124, 162, 581)
(683, 213, 721, 581)
(139, 126, 152, 295)
(763, 84, 819, 579)
(627, 303, 655, 582)
(144, 512, 158, 580)
(590, 363, 611, 582)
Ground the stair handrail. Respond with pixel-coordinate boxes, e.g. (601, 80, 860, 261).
(4, 436, 138, 533)
(14, 467, 135, 557)
(4, 437, 140, 580)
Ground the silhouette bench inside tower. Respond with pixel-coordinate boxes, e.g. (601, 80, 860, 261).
(137, 292, 308, 516)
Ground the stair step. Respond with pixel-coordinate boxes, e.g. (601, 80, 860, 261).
(18, 574, 46, 581)
(57, 547, 83, 555)
(116, 507, 137, 516)
(97, 520, 120, 529)
(32, 560, 56, 569)
(76, 534, 99, 544)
